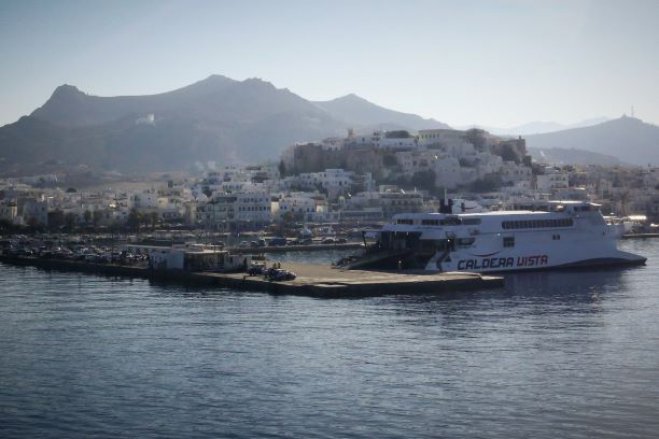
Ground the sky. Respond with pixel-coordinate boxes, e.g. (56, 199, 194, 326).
(1, 0, 658, 129)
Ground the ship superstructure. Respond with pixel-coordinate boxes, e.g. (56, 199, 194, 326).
(345, 201, 646, 273)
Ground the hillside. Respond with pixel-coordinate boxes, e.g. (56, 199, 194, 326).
(0, 76, 453, 175)
(0, 76, 347, 174)
(469, 118, 609, 136)
(525, 116, 659, 166)
(527, 147, 624, 166)
(314, 94, 449, 131)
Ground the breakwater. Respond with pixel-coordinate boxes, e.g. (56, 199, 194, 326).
(230, 242, 363, 253)
(0, 255, 503, 298)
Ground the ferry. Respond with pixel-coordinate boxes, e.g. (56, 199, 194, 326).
(343, 200, 646, 273)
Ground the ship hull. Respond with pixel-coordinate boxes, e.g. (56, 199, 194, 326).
(348, 201, 647, 274)
(438, 246, 646, 274)
(440, 253, 646, 274)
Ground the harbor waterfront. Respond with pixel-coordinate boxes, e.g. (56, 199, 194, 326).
(1, 239, 658, 438)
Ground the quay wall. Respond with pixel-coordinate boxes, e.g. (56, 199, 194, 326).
(230, 242, 363, 253)
(0, 255, 503, 299)
(621, 233, 659, 240)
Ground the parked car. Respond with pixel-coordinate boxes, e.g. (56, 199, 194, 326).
(321, 238, 335, 244)
(248, 265, 265, 276)
(268, 237, 287, 246)
(264, 268, 296, 281)
(288, 238, 312, 246)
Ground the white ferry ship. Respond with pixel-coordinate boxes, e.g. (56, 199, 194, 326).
(345, 200, 646, 273)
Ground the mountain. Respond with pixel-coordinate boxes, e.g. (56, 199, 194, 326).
(30, 74, 237, 127)
(465, 117, 610, 136)
(525, 116, 659, 166)
(0, 76, 343, 174)
(0, 76, 452, 175)
(314, 94, 449, 131)
(527, 147, 624, 166)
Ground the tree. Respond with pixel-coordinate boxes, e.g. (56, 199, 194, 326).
(499, 143, 520, 163)
(464, 128, 488, 152)
(383, 154, 398, 168)
(48, 209, 65, 230)
(202, 186, 213, 198)
(148, 212, 159, 230)
(468, 173, 503, 193)
(0, 218, 14, 232)
(127, 208, 142, 232)
(410, 169, 437, 192)
(92, 210, 104, 227)
(64, 213, 76, 231)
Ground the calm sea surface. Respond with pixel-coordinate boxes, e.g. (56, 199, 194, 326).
(1, 240, 658, 438)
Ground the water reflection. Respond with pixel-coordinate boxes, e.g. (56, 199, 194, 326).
(503, 267, 627, 298)
(374, 266, 646, 340)
(1, 240, 658, 439)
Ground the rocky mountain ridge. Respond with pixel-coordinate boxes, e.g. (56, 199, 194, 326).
(2, 74, 658, 175)
(525, 116, 659, 166)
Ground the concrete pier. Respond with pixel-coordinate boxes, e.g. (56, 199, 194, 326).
(213, 263, 503, 297)
(0, 256, 503, 298)
(621, 233, 659, 239)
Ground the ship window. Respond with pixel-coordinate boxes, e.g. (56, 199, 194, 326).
(440, 217, 462, 226)
(457, 237, 475, 246)
(397, 219, 414, 225)
(503, 237, 515, 247)
(502, 218, 574, 229)
(462, 218, 481, 225)
(552, 234, 561, 240)
(421, 219, 440, 226)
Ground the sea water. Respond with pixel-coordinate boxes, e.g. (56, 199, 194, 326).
(1, 239, 657, 438)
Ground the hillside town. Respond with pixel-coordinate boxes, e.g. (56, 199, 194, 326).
(1, 127, 658, 235)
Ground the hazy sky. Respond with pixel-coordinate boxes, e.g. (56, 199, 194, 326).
(1, 0, 658, 128)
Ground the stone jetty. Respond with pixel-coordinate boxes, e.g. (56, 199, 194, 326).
(0, 256, 504, 298)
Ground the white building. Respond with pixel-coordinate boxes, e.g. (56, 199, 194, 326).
(418, 129, 483, 158)
(200, 191, 271, 231)
(348, 130, 419, 150)
(276, 192, 327, 222)
(536, 167, 569, 193)
(501, 161, 533, 185)
(131, 191, 159, 209)
(286, 169, 355, 200)
(20, 197, 49, 226)
(395, 150, 443, 175)
(0, 201, 18, 224)
(473, 152, 504, 178)
(234, 192, 272, 225)
(433, 157, 464, 190)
